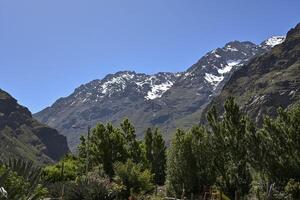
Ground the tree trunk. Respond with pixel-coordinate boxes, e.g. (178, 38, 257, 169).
(235, 190, 240, 200)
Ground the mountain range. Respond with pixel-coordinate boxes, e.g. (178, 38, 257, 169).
(34, 33, 288, 151)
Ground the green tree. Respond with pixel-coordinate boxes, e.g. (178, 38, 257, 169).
(113, 159, 154, 199)
(78, 135, 87, 161)
(207, 97, 254, 199)
(166, 129, 198, 198)
(120, 119, 142, 163)
(78, 120, 145, 178)
(90, 123, 114, 177)
(109, 126, 128, 163)
(258, 105, 300, 186)
(144, 128, 153, 169)
(151, 128, 167, 185)
(189, 125, 216, 189)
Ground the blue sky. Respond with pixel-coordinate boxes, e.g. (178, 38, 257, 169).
(1, 0, 300, 113)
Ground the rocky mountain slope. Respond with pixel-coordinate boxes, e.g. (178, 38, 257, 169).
(0, 89, 69, 164)
(202, 24, 300, 124)
(34, 36, 285, 151)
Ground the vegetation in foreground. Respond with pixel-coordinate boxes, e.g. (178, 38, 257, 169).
(0, 97, 300, 199)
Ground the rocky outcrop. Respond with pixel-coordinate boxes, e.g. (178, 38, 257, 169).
(0, 89, 69, 164)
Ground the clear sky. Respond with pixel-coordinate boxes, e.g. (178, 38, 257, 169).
(1, 0, 300, 113)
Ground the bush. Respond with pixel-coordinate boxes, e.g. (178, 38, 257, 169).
(64, 172, 116, 200)
(113, 159, 154, 198)
(42, 155, 83, 182)
(284, 179, 300, 199)
(0, 159, 48, 200)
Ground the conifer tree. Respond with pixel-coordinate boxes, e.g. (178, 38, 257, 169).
(207, 97, 253, 199)
(77, 123, 128, 177)
(190, 125, 216, 188)
(143, 128, 166, 185)
(152, 128, 166, 185)
(90, 123, 113, 177)
(144, 128, 153, 168)
(120, 119, 142, 163)
(166, 129, 198, 197)
(258, 105, 300, 186)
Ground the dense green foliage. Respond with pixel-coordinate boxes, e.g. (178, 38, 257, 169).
(259, 106, 300, 184)
(113, 160, 154, 198)
(42, 155, 83, 182)
(207, 97, 254, 198)
(144, 128, 167, 185)
(0, 159, 47, 200)
(65, 172, 116, 200)
(166, 129, 198, 197)
(46, 119, 166, 199)
(77, 120, 145, 178)
(166, 99, 300, 199)
(2, 99, 299, 199)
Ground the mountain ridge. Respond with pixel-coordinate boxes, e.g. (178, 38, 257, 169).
(201, 23, 300, 125)
(34, 36, 286, 151)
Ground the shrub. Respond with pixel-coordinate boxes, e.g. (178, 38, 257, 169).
(113, 159, 154, 198)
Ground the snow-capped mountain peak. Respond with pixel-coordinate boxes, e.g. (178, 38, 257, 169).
(183, 40, 261, 90)
(34, 33, 289, 152)
(57, 71, 180, 108)
(260, 36, 285, 49)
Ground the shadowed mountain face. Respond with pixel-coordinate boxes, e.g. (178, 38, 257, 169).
(34, 35, 284, 151)
(202, 23, 300, 124)
(0, 89, 69, 164)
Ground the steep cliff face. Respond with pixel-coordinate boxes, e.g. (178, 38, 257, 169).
(0, 89, 69, 164)
(202, 24, 300, 124)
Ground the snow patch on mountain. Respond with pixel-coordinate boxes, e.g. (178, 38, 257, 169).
(98, 72, 136, 96)
(217, 60, 242, 74)
(214, 54, 221, 58)
(68, 71, 180, 104)
(145, 81, 174, 100)
(204, 73, 224, 88)
(261, 36, 285, 48)
(225, 45, 239, 52)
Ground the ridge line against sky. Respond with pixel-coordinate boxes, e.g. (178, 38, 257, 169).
(1, 0, 300, 113)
